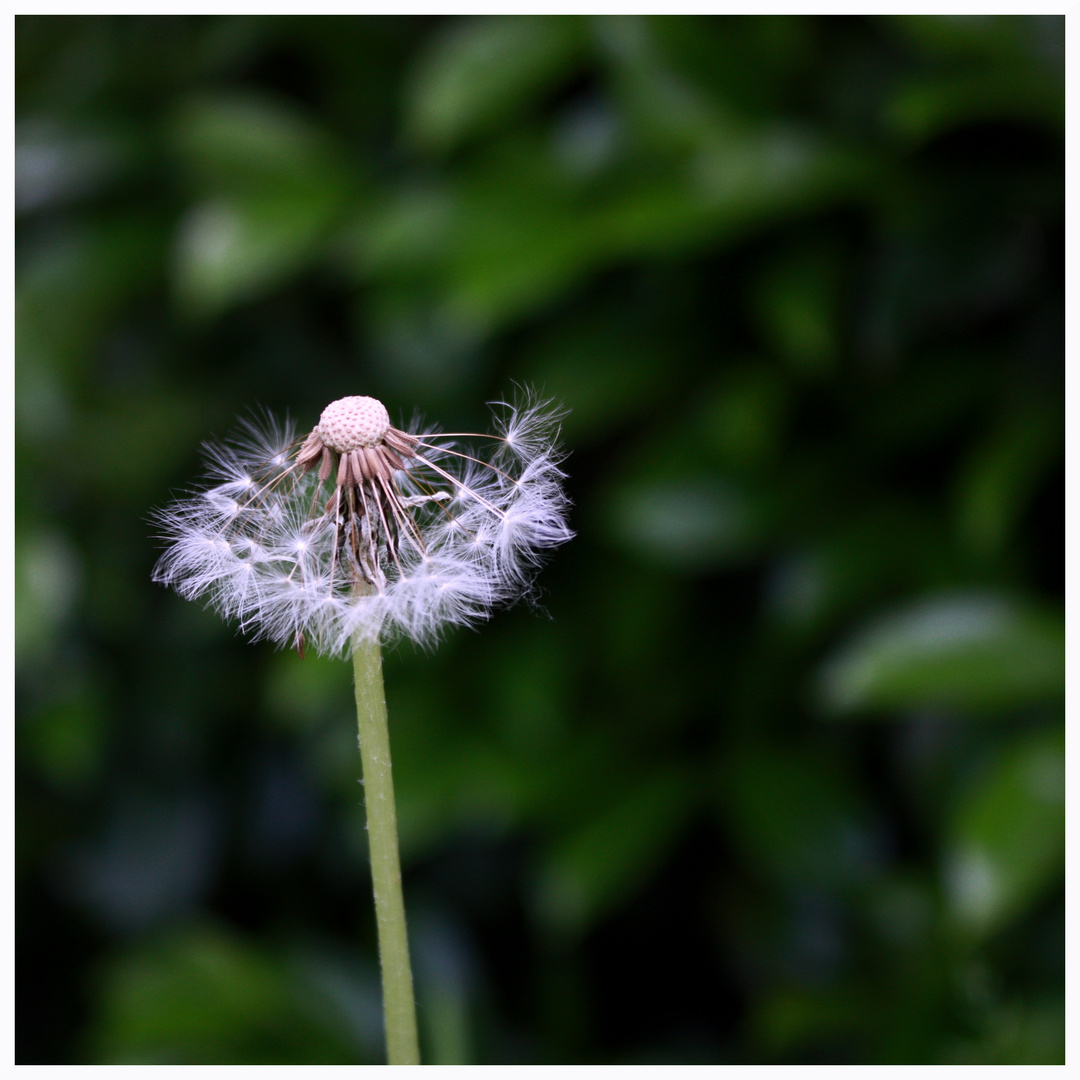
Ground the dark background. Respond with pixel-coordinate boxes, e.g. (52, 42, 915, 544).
(16, 14, 1064, 1064)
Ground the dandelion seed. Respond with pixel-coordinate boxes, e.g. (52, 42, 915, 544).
(152, 390, 573, 655)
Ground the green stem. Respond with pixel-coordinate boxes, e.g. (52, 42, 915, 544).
(352, 633, 421, 1065)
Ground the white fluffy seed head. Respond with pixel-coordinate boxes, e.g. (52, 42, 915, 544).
(152, 391, 572, 655)
(317, 396, 390, 452)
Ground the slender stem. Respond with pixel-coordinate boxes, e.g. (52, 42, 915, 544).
(352, 633, 421, 1065)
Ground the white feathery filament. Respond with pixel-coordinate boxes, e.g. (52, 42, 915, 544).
(152, 391, 572, 655)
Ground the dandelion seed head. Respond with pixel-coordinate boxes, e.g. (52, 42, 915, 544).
(317, 395, 391, 452)
(152, 388, 573, 655)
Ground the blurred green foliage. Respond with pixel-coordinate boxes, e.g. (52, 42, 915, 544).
(16, 14, 1063, 1064)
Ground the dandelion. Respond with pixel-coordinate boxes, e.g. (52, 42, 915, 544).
(153, 390, 572, 655)
(151, 389, 571, 1064)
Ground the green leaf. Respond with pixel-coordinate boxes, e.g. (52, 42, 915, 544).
(942, 996, 1065, 1064)
(600, 126, 872, 256)
(14, 528, 81, 667)
(533, 766, 692, 936)
(172, 193, 341, 317)
(606, 477, 762, 571)
(19, 691, 107, 792)
(520, 306, 685, 442)
(16, 118, 142, 214)
(170, 94, 350, 193)
(953, 401, 1063, 561)
(348, 186, 455, 278)
(262, 649, 351, 732)
(90, 923, 368, 1063)
(405, 15, 585, 151)
(750, 988, 862, 1059)
(169, 95, 355, 316)
(719, 744, 873, 887)
(16, 213, 167, 373)
(882, 16, 1063, 143)
(943, 725, 1064, 939)
(438, 124, 870, 330)
(816, 593, 1064, 715)
(752, 240, 842, 377)
(885, 70, 1064, 144)
(695, 364, 790, 472)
